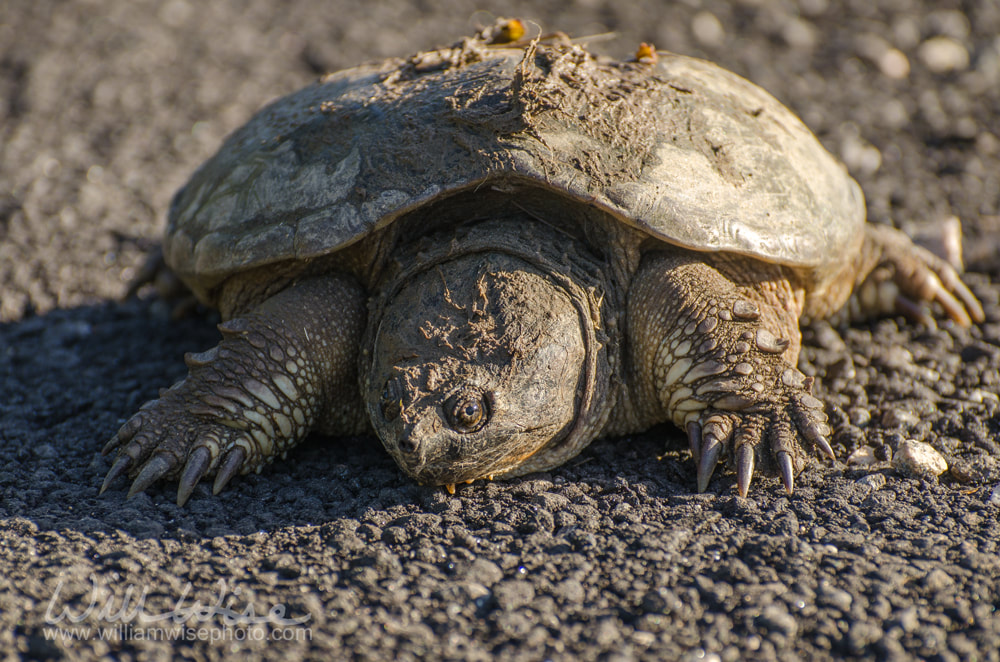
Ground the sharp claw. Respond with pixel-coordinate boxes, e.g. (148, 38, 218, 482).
(127, 454, 175, 498)
(777, 451, 794, 494)
(101, 436, 121, 456)
(686, 421, 702, 465)
(736, 445, 755, 498)
(697, 436, 723, 493)
(795, 404, 836, 462)
(106, 417, 143, 453)
(958, 283, 985, 324)
(177, 446, 213, 507)
(100, 455, 133, 494)
(933, 258, 984, 324)
(815, 434, 835, 461)
(213, 446, 246, 495)
(935, 288, 972, 328)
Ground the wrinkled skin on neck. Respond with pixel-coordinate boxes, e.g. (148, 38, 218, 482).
(364, 252, 586, 485)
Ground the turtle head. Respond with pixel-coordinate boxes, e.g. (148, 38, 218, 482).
(364, 252, 586, 486)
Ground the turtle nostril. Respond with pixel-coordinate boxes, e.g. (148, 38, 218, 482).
(400, 436, 420, 455)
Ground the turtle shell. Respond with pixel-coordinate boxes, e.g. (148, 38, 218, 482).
(165, 32, 865, 301)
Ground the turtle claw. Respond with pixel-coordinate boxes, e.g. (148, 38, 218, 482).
(127, 454, 176, 498)
(177, 446, 213, 506)
(101, 437, 121, 456)
(684, 362, 834, 497)
(736, 444, 755, 498)
(776, 451, 794, 494)
(100, 380, 270, 503)
(100, 455, 133, 494)
(815, 434, 836, 461)
(697, 435, 723, 493)
(213, 446, 246, 495)
(686, 421, 702, 464)
(866, 224, 984, 328)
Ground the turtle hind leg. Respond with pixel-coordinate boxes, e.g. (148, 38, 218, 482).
(810, 223, 984, 328)
(625, 249, 833, 497)
(101, 274, 367, 506)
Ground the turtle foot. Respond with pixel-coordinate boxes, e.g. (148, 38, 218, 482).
(849, 224, 984, 328)
(101, 276, 366, 506)
(101, 364, 285, 506)
(686, 374, 834, 497)
(101, 317, 315, 505)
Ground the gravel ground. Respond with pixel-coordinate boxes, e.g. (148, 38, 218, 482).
(2, 1, 999, 660)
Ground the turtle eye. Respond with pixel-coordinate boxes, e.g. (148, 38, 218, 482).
(445, 391, 489, 433)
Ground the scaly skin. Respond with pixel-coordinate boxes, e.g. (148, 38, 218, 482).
(621, 249, 831, 497)
(101, 219, 983, 504)
(102, 275, 367, 505)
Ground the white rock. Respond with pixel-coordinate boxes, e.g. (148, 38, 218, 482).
(918, 36, 970, 73)
(848, 446, 878, 466)
(879, 48, 910, 79)
(892, 440, 948, 478)
(691, 11, 725, 48)
(856, 473, 887, 490)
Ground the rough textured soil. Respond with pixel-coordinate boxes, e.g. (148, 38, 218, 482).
(2, 1, 999, 660)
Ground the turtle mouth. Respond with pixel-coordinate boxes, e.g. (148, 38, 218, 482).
(396, 419, 567, 487)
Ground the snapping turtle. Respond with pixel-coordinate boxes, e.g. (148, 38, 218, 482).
(102, 21, 983, 505)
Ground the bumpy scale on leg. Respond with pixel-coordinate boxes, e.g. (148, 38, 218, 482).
(102, 275, 367, 505)
(627, 250, 834, 497)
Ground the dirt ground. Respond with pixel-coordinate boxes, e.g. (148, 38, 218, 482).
(2, 0, 999, 660)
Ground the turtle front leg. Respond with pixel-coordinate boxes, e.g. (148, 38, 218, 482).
(101, 274, 367, 505)
(627, 250, 834, 497)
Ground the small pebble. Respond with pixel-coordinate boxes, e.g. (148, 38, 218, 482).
(691, 11, 725, 48)
(855, 473, 886, 490)
(812, 323, 847, 352)
(847, 407, 871, 427)
(847, 446, 877, 466)
(879, 48, 910, 78)
(882, 408, 919, 428)
(924, 568, 954, 592)
(892, 440, 948, 479)
(817, 583, 853, 612)
(918, 36, 969, 73)
(756, 604, 798, 637)
(989, 484, 1000, 506)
